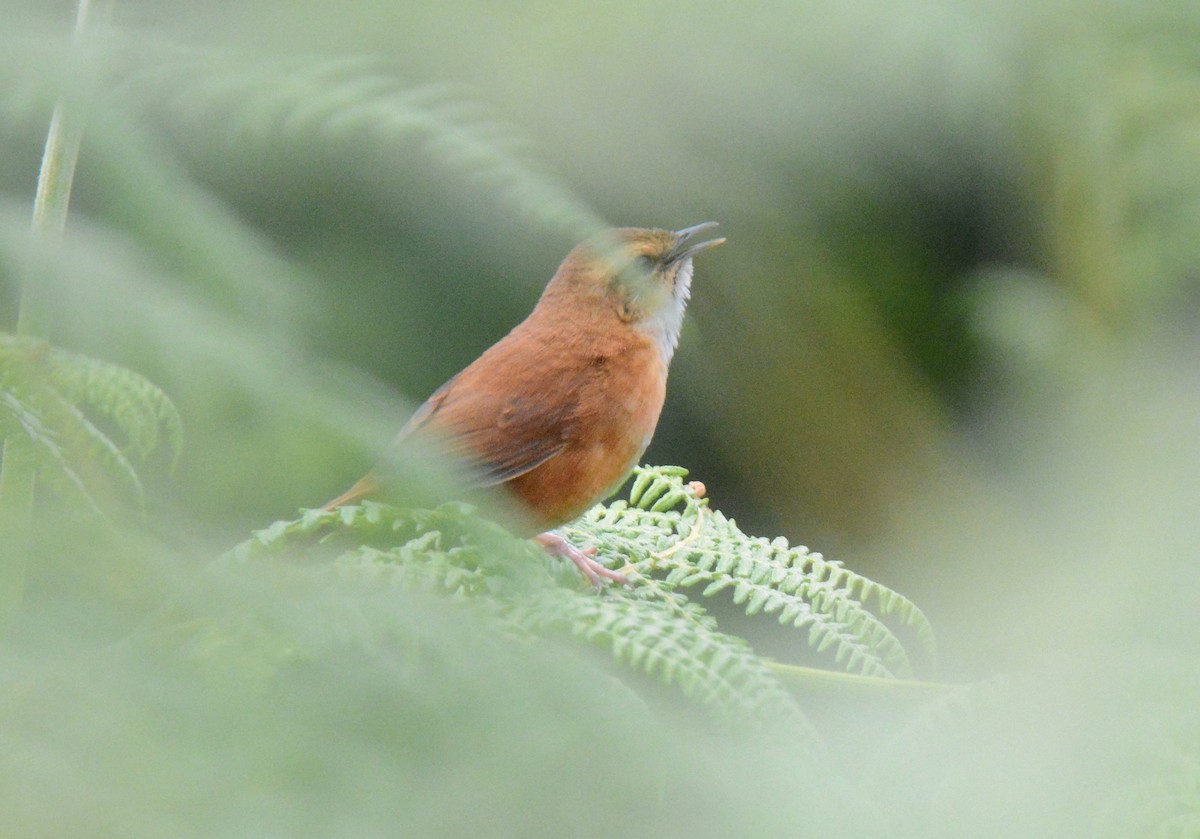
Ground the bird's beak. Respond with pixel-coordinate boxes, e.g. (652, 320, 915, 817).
(668, 221, 726, 265)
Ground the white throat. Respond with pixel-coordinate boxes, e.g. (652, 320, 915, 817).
(639, 257, 694, 366)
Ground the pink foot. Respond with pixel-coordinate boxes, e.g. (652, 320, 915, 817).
(535, 532, 631, 590)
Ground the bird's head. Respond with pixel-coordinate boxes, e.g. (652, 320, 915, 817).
(538, 223, 725, 363)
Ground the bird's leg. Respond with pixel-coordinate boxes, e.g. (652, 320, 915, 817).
(535, 532, 632, 590)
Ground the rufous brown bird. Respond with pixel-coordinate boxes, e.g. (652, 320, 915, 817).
(323, 223, 725, 587)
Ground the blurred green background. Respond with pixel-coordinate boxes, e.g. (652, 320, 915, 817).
(3, 0, 1199, 835)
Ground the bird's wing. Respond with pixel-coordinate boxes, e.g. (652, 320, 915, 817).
(393, 363, 575, 488)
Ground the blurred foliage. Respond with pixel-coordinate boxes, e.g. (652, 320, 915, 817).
(229, 467, 931, 727)
(0, 332, 181, 511)
(2, 0, 1200, 835)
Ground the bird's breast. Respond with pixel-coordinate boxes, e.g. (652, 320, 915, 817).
(506, 335, 667, 527)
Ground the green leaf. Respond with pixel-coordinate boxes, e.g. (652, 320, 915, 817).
(226, 465, 932, 739)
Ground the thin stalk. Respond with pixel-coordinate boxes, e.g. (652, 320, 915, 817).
(767, 659, 954, 698)
(0, 0, 114, 629)
(17, 100, 86, 336)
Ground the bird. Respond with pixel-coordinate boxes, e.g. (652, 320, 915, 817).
(323, 222, 725, 588)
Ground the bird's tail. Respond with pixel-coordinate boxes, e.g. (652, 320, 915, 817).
(322, 475, 380, 511)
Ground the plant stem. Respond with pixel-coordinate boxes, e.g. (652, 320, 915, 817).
(767, 659, 954, 698)
(17, 106, 85, 336)
(0, 0, 113, 630)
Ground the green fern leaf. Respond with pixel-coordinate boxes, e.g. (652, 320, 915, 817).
(0, 391, 99, 512)
(122, 53, 605, 240)
(227, 465, 930, 738)
(45, 344, 183, 464)
(0, 333, 183, 508)
(564, 466, 936, 678)
(38, 387, 146, 505)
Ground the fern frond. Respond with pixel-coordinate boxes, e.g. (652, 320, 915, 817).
(566, 466, 936, 678)
(0, 333, 182, 507)
(229, 465, 932, 733)
(226, 502, 817, 734)
(0, 390, 99, 512)
(122, 51, 605, 239)
(504, 583, 817, 738)
(43, 343, 183, 464)
(35, 385, 145, 505)
(228, 501, 554, 599)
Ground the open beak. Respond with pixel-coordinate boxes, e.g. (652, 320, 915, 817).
(668, 221, 726, 264)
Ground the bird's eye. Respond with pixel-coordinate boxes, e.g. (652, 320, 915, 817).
(635, 254, 655, 272)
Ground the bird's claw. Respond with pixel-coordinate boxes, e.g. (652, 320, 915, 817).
(535, 532, 632, 591)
